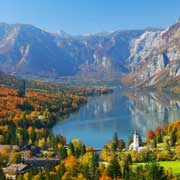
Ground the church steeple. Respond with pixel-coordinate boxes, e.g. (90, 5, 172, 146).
(133, 130, 139, 150)
(134, 129, 138, 134)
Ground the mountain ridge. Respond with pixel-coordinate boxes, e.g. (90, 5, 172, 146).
(0, 23, 149, 78)
(123, 21, 180, 88)
(0, 21, 180, 87)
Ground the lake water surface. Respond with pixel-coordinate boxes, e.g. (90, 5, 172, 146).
(53, 89, 180, 148)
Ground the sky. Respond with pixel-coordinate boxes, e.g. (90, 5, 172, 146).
(0, 0, 179, 35)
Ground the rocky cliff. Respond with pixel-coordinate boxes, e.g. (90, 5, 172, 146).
(123, 20, 180, 87)
(0, 21, 180, 87)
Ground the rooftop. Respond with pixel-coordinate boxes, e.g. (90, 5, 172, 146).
(3, 164, 29, 175)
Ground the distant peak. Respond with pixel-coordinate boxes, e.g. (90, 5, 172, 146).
(144, 27, 163, 31)
(0, 22, 10, 28)
(177, 16, 180, 23)
(55, 30, 71, 38)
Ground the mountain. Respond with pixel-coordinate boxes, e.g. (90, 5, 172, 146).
(0, 23, 76, 76)
(0, 22, 147, 78)
(123, 20, 180, 88)
(0, 21, 180, 87)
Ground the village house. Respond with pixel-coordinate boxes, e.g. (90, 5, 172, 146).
(24, 157, 60, 167)
(21, 144, 41, 159)
(3, 164, 29, 180)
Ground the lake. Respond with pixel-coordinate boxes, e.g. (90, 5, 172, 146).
(52, 89, 180, 148)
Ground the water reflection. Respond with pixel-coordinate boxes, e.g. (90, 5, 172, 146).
(53, 90, 180, 148)
(125, 91, 180, 135)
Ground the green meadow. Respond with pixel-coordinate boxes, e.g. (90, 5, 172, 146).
(133, 161, 180, 176)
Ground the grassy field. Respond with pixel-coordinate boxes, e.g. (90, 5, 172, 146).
(133, 161, 180, 175)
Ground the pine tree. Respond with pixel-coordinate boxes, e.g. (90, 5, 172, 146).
(139, 135, 143, 146)
(107, 156, 122, 179)
(152, 138, 157, 148)
(57, 163, 65, 179)
(80, 144, 86, 156)
(28, 169, 33, 180)
(74, 146, 81, 158)
(59, 146, 67, 160)
(82, 165, 89, 179)
(82, 153, 99, 180)
(119, 139, 126, 150)
(69, 142, 75, 155)
(123, 159, 130, 180)
(145, 162, 168, 180)
(170, 129, 177, 147)
(18, 80, 26, 97)
(157, 134, 163, 143)
(127, 153, 132, 165)
(94, 168, 100, 180)
(165, 140, 171, 154)
(112, 132, 118, 151)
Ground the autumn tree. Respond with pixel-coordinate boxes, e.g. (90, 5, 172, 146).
(64, 156, 78, 173)
(119, 139, 126, 150)
(9, 151, 21, 164)
(99, 175, 112, 180)
(147, 130, 155, 140)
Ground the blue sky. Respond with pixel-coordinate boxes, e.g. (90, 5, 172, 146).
(0, 0, 179, 35)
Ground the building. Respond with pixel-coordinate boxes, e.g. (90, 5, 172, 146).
(21, 144, 41, 158)
(133, 130, 139, 150)
(24, 157, 60, 167)
(3, 164, 29, 180)
(129, 130, 146, 151)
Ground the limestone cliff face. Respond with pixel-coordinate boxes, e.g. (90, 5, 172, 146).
(125, 21, 180, 87)
(0, 21, 180, 86)
(0, 23, 145, 77)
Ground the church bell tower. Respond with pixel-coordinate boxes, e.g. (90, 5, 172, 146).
(133, 130, 139, 150)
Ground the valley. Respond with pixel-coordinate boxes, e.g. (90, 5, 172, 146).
(0, 16, 180, 180)
(0, 20, 180, 89)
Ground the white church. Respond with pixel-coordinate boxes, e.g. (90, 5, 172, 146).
(129, 130, 146, 151)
